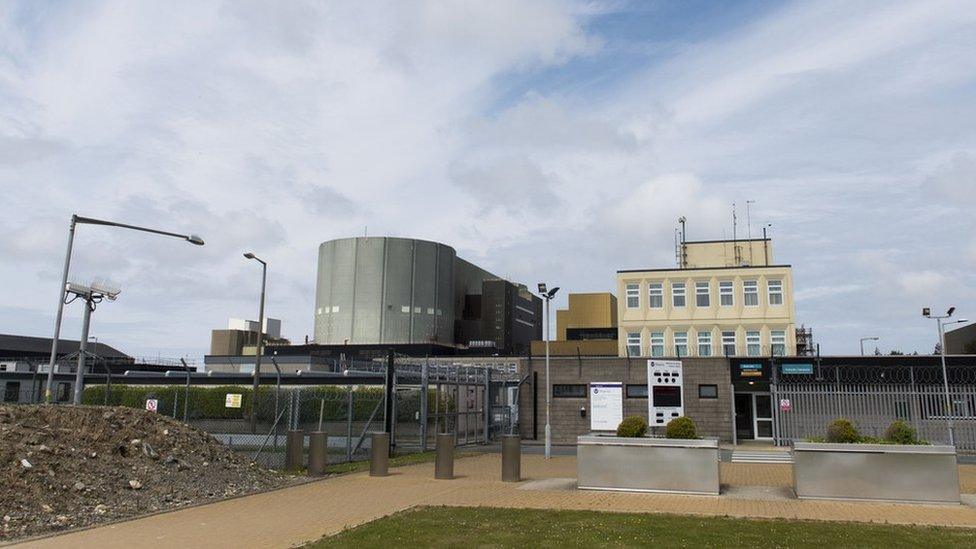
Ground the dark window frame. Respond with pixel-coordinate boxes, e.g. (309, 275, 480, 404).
(625, 384, 648, 398)
(552, 384, 587, 398)
(698, 384, 718, 399)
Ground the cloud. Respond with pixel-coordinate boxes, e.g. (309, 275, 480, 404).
(928, 152, 976, 203)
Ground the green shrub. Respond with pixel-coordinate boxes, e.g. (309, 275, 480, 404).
(825, 418, 860, 443)
(616, 416, 648, 438)
(884, 420, 919, 445)
(665, 416, 699, 439)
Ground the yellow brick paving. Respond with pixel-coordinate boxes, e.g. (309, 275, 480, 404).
(11, 456, 976, 549)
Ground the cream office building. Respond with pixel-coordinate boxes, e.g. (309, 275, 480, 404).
(616, 238, 796, 358)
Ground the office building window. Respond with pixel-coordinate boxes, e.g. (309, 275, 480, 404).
(626, 283, 640, 308)
(698, 384, 718, 399)
(746, 331, 761, 356)
(771, 330, 786, 356)
(626, 332, 641, 357)
(743, 280, 759, 306)
(674, 332, 688, 357)
(695, 281, 710, 307)
(722, 331, 736, 356)
(672, 282, 686, 307)
(650, 332, 665, 357)
(698, 331, 712, 357)
(719, 281, 734, 306)
(626, 384, 648, 398)
(768, 280, 783, 305)
(648, 283, 663, 308)
(553, 384, 586, 398)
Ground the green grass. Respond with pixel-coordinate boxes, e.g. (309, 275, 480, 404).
(322, 450, 469, 475)
(309, 506, 976, 548)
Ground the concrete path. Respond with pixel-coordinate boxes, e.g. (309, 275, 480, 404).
(12, 456, 976, 549)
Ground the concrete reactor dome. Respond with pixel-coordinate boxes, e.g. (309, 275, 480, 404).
(314, 237, 459, 345)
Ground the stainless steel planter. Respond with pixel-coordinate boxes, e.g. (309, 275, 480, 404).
(793, 442, 960, 504)
(577, 435, 720, 495)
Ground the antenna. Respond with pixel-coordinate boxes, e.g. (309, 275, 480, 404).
(731, 203, 739, 266)
(677, 216, 687, 268)
(746, 200, 755, 240)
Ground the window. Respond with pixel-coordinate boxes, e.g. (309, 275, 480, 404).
(650, 332, 665, 357)
(331, 306, 340, 313)
(722, 331, 736, 356)
(743, 280, 759, 306)
(400, 305, 410, 313)
(626, 332, 641, 357)
(553, 384, 586, 398)
(674, 331, 688, 357)
(719, 281, 734, 306)
(771, 330, 786, 356)
(626, 384, 648, 398)
(672, 282, 686, 307)
(746, 331, 761, 356)
(698, 384, 718, 399)
(648, 283, 663, 308)
(695, 281, 710, 307)
(413, 306, 422, 313)
(698, 331, 712, 357)
(768, 280, 783, 305)
(626, 283, 640, 308)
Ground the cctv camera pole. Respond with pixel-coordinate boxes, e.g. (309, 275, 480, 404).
(45, 214, 204, 403)
(72, 295, 94, 405)
(937, 317, 955, 446)
(544, 293, 552, 459)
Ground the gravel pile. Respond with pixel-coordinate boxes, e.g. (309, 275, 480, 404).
(1, 404, 292, 541)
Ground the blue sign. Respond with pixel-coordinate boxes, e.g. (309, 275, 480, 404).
(781, 363, 814, 375)
(739, 363, 763, 377)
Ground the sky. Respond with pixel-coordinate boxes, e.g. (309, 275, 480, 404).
(1, 0, 974, 362)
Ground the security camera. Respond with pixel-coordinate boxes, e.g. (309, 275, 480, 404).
(947, 306, 956, 317)
(922, 307, 931, 317)
(91, 280, 121, 301)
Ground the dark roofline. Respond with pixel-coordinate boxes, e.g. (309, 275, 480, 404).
(617, 264, 792, 274)
(685, 238, 770, 244)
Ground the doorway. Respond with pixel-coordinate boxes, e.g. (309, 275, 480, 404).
(735, 392, 773, 441)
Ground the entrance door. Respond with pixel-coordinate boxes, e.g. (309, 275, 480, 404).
(734, 393, 754, 440)
(753, 394, 773, 440)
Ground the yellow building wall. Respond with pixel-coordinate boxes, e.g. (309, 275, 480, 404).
(683, 240, 774, 268)
(555, 292, 617, 340)
(530, 339, 619, 357)
(616, 265, 796, 357)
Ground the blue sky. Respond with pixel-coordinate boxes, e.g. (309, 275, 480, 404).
(0, 0, 974, 361)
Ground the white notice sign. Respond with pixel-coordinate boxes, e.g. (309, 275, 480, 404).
(225, 393, 243, 409)
(145, 399, 158, 412)
(589, 382, 623, 431)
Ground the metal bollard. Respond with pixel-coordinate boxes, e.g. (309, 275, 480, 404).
(501, 434, 521, 482)
(435, 432, 454, 479)
(370, 432, 390, 477)
(285, 430, 304, 471)
(308, 431, 327, 476)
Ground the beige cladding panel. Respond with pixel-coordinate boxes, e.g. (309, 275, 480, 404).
(683, 240, 774, 268)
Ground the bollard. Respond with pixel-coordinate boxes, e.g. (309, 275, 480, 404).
(370, 432, 390, 477)
(435, 432, 454, 479)
(308, 431, 327, 476)
(285, 430, 304, 471)
(501, 434, 521, 482)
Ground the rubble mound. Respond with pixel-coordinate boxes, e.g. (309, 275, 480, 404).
(1, 405, 290, 541)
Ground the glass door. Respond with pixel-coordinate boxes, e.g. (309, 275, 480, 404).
(753, 394, 773, 440)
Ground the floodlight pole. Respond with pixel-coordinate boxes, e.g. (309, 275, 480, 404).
(544, 295, 551, 459)
(72, 296, 94, 405)
(45, 214, 204, 403)
(244, 253, 267, 434)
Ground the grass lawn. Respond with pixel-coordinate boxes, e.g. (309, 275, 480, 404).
(310, 506, 976, 548)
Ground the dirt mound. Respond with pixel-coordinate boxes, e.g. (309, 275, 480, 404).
(1, 405, 291, 541)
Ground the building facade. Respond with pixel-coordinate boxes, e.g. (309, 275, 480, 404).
(530, 292, 619, 357)
(616, 238, 796, 358)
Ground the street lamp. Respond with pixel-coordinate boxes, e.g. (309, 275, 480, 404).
(45, 215, 204, 403)
(537, 282, 559, 460)
(244, 252, 267, 434)
(923, 307, 968, 446)
(859, 337, 879, 356)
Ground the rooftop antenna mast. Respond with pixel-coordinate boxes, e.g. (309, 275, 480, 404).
(746, 200, 755, 264)
(677, 216, 687, 268)
(731, 203, 739, 266)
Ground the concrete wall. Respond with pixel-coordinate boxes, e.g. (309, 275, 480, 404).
(518, 357, 733, 444)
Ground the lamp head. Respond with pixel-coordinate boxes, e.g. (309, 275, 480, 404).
(547, 287, 560, 299)
(537, 283, 547, 294)
(243, 252, 256, 259)
(947, 306, 956, 317)
(922, 307, 931, 317)
(959, 319, 970, 323)
(186, 234, 205, 246)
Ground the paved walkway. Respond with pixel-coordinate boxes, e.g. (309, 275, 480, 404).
(13, 456, 976, 549)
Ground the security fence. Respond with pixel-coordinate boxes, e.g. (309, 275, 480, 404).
(772, 364, 976, 451)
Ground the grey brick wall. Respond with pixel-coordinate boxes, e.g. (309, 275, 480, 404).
(518, 356, 733, 444)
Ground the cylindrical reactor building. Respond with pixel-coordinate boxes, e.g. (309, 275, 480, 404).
(314, 237, 456, 344)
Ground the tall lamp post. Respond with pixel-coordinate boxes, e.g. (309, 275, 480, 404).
(923, 307, 968, 446)
(45, 215, 204, 403)
(537, 283, 559, 459)
(244, 252, 267, 434)
(859, 337, 879, 356)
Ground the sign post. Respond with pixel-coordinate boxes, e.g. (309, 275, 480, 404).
(589, 382, 623, 431)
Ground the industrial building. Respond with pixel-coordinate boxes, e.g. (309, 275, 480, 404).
(209, 318, 288, 356)
(946, 322, 976, 354)
(616, 233, 796, 358)
(529, 293, 618, 356)
(313, 237, 541, 355)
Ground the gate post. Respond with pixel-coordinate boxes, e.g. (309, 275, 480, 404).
(420, 358, 429, 452)
(483, 368, 491, 444)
